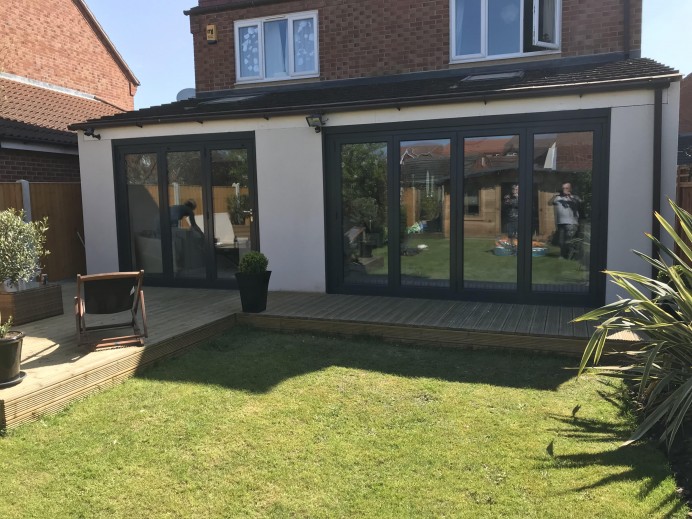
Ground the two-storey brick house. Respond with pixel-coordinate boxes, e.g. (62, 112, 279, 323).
(73, 0, 680, 307)
(0, 0, 138, 183)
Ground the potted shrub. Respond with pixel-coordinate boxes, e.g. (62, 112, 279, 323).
(0, 209, 49, 291)
(0, 209, 61, 325)
(0, 314, 25, 387)
(235, 251, 271, 313)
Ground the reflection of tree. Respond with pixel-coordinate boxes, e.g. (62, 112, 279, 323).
(350, 197, 378, 229)
(341, 143, 387, 231)
(212, 150, 248, 186)
(167, 152, 201, 184)
(571, 169, 592, 218)
(125, 154, 158, 184)
(420, 194, 441, 221)
(227, 194, 250, 225)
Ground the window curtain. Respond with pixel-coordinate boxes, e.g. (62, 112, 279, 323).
(455, 0, 481, 56)
(264, 20, 288, 78)
(239, 25, 259, 78)
(293, 18, 315, 73)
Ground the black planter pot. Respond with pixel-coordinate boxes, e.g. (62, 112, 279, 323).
(235, 271, 272, 313)
(0, 331, 25, 388)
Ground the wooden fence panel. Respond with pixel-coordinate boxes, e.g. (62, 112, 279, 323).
(0, 183, 23, 211)
(676, 166, 692, 259)
(29, 183, 86, 281)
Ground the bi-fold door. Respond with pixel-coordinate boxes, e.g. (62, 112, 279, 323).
(325, 113, 608, 306)
(114, 134, 258, 288)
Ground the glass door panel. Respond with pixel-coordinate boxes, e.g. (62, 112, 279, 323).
(167, 151, 205, 279)
(531, 132, 593, 292)
(463, 135, 520, 290)
(341, 142, 388, 286)
(125, 153, 163, 274)
(211, 149, 252, 279)
(399, 139, 451, 288)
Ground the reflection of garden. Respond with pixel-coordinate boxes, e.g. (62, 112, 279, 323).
(361, 235, 588, 287)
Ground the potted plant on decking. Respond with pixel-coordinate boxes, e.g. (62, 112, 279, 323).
(0, 314, 25, 387)
(235, 251, 271, 313)
(0, 209, 61, 325)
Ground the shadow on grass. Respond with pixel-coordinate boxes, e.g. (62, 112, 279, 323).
(548, 446, 686, 517)
(136, 325, 577, 392)
(543, 387, 687, 518)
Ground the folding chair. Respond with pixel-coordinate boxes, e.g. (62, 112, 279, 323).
(75, 270, 148, 350)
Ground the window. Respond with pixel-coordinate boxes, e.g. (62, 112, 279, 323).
(235, 11, 318, 82)
(450, 0, 560, 61)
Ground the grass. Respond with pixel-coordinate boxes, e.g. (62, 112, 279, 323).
(366, 235, 588, 286)
(0, 328, 687, 518)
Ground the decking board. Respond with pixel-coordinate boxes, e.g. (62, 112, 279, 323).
(1, 285, 609, 430)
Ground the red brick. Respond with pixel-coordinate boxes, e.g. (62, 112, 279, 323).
(190, 0, 642, 93)
(1, 0, 137, 110)
(0, 149, 80, 183)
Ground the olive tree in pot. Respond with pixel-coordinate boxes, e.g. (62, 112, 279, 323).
(0, 315, 25, 387)
(235, 251, 271, 313)
(0, 209, 49, 292)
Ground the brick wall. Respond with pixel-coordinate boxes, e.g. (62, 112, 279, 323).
(190, 0, 642, 93)
(680, 75, 692, 134)
(561, 0, 641, 58)
(1, 0, 137, 110)
(0, 149, 81, 183)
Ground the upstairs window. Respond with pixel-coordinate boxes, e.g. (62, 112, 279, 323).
(235, 11, 318, 83)
(451, 0, 560, 61)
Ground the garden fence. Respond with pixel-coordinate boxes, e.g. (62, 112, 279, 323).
(0, 182, 86, 281)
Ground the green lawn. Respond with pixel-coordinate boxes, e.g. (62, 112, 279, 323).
(0, 328, 686, 518)
(367, 235, 588, 286)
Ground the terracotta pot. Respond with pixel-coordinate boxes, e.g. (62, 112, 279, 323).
(0, 331, 25, 387)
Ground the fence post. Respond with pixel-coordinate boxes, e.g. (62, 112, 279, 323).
(16, 180, 31, 221)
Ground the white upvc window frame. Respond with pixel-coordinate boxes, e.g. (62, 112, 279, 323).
(450, 0, 560, 63)
(532, 0, 561, 49)
(234, 10, 319, 84)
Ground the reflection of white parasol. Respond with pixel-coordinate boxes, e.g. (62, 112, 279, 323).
(544, 142, 557, 170)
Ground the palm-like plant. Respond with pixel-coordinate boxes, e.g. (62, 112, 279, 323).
(575, 200, 692, 450)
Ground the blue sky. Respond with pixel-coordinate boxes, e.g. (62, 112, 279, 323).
(84, 0, 692, 110)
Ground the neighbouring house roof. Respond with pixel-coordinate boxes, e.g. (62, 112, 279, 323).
(71, 58, 679, 131)
(0, 76, 124, 146)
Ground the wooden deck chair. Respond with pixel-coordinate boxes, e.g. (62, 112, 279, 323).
(75, 270, 148, 350)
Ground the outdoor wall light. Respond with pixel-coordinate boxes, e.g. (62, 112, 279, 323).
(206, 24, 218, 44)
(306, 114, 327, 133)
(83, 128, 101, 140)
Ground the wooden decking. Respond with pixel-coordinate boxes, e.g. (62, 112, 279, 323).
(0, 284, 607, 430)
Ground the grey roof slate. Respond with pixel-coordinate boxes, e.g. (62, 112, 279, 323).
(71, 58, 679, 130)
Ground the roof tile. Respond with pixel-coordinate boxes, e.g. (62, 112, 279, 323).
(0, 77, 123, 144)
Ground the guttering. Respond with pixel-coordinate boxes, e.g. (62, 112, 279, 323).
(652, 87, 663, 275)
(70, 75, 677, 131)
(185, 0, 295, 16)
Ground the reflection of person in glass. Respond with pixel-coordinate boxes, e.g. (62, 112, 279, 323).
(549, 182, 581, 259)
(170, 199, 203, 236)
(503, 184, 519, 248)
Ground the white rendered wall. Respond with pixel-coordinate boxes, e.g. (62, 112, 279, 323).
(255, 128, 325, 291)
(77, 135, 120, 274)
(605, 85, 680, 303)
(77, 85, 679, 301)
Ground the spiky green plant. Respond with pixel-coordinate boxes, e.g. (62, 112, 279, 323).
(0, 313, 12, 338)
(575, 199, 692, 450)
